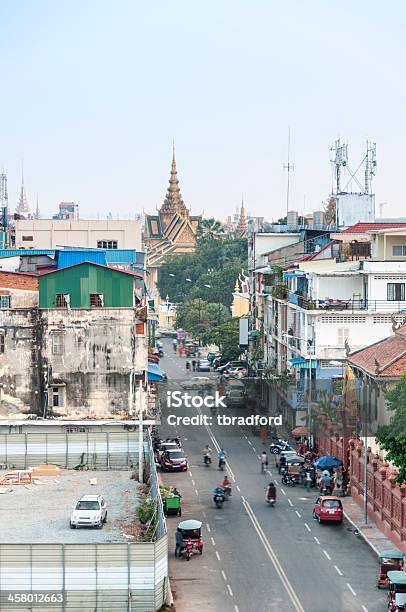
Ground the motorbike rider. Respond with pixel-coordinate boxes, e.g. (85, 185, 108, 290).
(218, 448, 226, 468)
(266, 481, 276, 501)
(172, 339, 177, 353)
(261, 450, 269, 473)
(221, 475, 232, 496)
(203, 444, 212, 464)
(213, 485, 226, 505)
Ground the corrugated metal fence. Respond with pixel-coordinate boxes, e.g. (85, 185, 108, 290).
(0, 432, 140, 470)
(0, 431, 168, 611)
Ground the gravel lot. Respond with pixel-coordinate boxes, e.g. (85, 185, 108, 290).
(0, 469, 140, 543)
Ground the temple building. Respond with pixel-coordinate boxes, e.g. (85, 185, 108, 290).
(15, 173, 31, 218)
(234, 200, 248, 238)
(144, 150, 200, 295)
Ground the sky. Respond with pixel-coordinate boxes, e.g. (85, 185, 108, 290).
(1, 0, 406, 221)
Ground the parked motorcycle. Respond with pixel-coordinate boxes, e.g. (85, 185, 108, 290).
(270, 440, 292, 455)
(281, 474, 296, 487)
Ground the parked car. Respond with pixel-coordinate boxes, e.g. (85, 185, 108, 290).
(70, 494, 107, 529)
(217, 360, 247, 374)
(224, 366, 247, 378)
(197, 358, 211, 372)
(207, 352, 220, 363)
(313, 496, 343, 524)
(160, 449, 188, 472)
(212, 356, 226, 369)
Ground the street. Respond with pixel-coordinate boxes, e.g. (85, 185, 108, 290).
(158, 339, 386, 612)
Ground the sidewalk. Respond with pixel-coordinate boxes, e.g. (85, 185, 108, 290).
(342, 495, 396, 556)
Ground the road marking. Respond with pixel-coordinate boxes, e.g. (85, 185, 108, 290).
(189, 471, 193, 478)
(236, 485, 241, 492)
(323, 550, 331, 561)
(234, 606, 240, 612)
(241, 497, 305, 612)
(248, 440, 252, 446)
(195, 489, 198, 496)
(202, 511, 206, 518)
(206, 523, 211, 533)
(211, 537, 216, 546)
(346, 583, 356, 596)
(295, 510, 301, 518)
(288, 499, 293, 507)
(191, 479, 195, 486)
(227, 584, 233, 597)
(257, 455, 261, 460)
(314, 537, 320, 545)
(221, 570, 227, 581)
(215, 551, 221, 561)
(281, 488, 286, 495)
(334, 566, 343, 576)
(361, 606, 369, 612)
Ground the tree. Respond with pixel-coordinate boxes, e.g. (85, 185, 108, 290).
(209, 317, 241, 361)
(324, 196, 337, 226)
(377, 373, 406, 484)
(196, 218, 224, 240)
(175, 298, 231, 344)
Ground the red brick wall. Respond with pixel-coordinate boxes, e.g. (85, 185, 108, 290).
(0, 271, 38, 291)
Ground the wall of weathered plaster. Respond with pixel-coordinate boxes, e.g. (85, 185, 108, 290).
(0, 308, 147, 419)
(0, 288, 38, 308)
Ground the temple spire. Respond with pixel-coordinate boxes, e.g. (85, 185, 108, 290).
(16, 167, 30, 217)
(160, 146, 188, 215)
(235, 199, 248, 236)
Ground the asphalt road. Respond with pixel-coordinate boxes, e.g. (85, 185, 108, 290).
(158, 339, 386, 612)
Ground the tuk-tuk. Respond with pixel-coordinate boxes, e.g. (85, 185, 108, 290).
(177, 519, 203, 560)
(387, 570, 406, 610)
(378, 551, 405, 588)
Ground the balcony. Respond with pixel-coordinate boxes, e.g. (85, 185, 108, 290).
(288, 291, 406, 312)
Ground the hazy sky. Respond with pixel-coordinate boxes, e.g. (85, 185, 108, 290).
(1, 1, 406, 221)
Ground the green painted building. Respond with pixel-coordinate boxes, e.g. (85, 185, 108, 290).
(39, 262, 137, 308)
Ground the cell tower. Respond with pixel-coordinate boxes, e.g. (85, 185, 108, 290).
(284, 128, 294, 217)
(330, 138, 348, 194)
(0, 169, 8, 230)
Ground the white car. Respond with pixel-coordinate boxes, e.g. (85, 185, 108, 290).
(70, 494, 107, 529)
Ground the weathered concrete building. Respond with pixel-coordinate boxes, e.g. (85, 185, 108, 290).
(0, 264, 147, 419)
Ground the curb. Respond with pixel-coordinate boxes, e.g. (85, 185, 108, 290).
(343, 508, 380, 557)
(166, 577, 175, 609)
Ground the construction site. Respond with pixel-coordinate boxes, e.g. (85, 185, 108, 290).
(0, 467, 141, 543)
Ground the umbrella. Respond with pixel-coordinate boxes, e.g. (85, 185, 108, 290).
(291, 426, 309, 437)
(314, 455, 343, 470)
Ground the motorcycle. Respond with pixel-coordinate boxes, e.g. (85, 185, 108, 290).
(281, 474, 296, 487)
(218, 457, 226, 471)
(204, 455, 212, 467)
(266, 495, 276, 507)
(269, 440, 292, 455)
(213, 490, 226, 509)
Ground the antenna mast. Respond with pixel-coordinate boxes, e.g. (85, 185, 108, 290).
(284, 128, 294, 218)
(330, 138, 348, 194)
(0, 169, 8, 242)
(364, 141, 377, 195)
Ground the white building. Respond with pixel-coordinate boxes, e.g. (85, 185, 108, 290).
(15, 219, 142, 250)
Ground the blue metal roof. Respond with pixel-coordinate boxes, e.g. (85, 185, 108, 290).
(147, 362, 165, 381)
(0, 249, 55, 258)
(57, 250, 107, 269)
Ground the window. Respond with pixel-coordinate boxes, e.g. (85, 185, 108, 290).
(337, 328, 349, 345)
(52, 333, 64, 355)
(51, 386, 64, 407)
(0, 296, 11, 309)
(55, 294, 69, 308)
(97, 240, 118, 249)
(90, 293, 104, 307)
(392, 245, 406, 257)
(387, 283, 405, 301)
(0, 335, 4, 354)
(22, 235, 33, 241)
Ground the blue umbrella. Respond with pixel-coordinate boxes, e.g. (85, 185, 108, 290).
(314, 455, 343, 470)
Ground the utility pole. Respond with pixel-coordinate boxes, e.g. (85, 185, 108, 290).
(138, 381, 144, 483)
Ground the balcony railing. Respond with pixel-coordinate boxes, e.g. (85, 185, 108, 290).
(288, 291, 406, 312)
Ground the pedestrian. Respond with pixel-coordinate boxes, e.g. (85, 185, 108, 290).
(175, 528, 184, 557)
(186, 360, 191, 372)
(304, 470, 312, 492)
(260, 450, 268, 474)
(192, 359, 196, 372)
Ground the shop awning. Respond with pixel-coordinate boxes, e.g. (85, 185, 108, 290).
(284, 271, 305, 278)
(147, 362, 165, 381)
(288, 357, 318, 369)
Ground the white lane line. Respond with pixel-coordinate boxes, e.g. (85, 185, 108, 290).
(281, 488, 286, 496)
(189, 471, 193, 477)
(227, 584, 234, 597)
(248, 440, 252, 446)
(346, 583, 356, 597)
(314, 537, 320, 545)
(288, 499, 293, 507)
(206, 523, 211, 533)
(211, 537, 216, 546)
(304, 523, 311, 532)
(202, 511, 206, 518)
(323, 550, 331, 561)
(252, 447, 256, 453)
(221, 570, 227, 581)
(236, 485, 241, 492)
(234, 606, 240, 612)
(191, 479, 195, 486)
(215, 551, 221, 561)
(295, 510, 301, 518)
(241, 497, 305, 612)
(361, 606, 369, 612)
(334, 566, 343, 576)
(195, 489, 199, 496)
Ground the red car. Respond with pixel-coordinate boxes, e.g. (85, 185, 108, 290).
(161, 449, 188, 472)
(313, 496, 343, 524)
